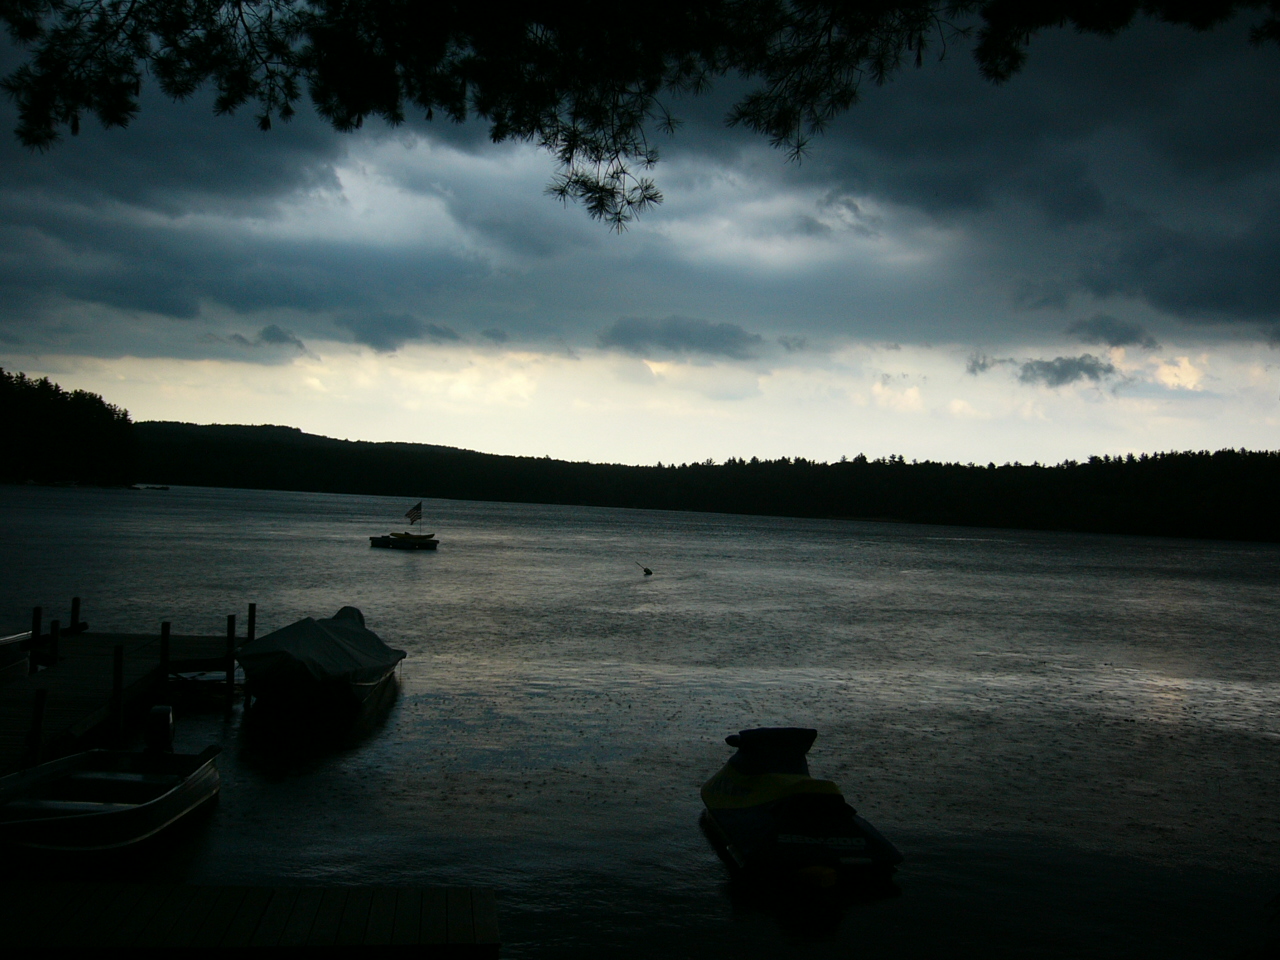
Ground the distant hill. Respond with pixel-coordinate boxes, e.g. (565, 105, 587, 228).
(135, 421, 1280, 542)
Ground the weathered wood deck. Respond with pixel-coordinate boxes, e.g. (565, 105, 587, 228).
(0, 629, 240, 776)
(0, 883, 500, 955)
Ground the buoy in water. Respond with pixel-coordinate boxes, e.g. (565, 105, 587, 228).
(635, 561, 653, 576)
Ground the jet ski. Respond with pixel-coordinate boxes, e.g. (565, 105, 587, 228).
(700, 727, 903, 886)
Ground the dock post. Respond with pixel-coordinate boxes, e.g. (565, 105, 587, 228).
(247, 603, 256, 643)
(112, 645, 124, 743)
(225, 614, 236, 710)
(28, 606, 41, 674)
(70, 596, 81, 632)
(160, 622, 171, 675)
(48, 619, 60, 665)
(26, 689, 47, 767)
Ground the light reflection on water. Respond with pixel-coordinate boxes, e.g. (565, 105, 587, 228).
(2, 484, 1279, 957)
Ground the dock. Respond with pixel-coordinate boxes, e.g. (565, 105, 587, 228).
(0, 600, 253, 776)
(0, 883, 500, 955)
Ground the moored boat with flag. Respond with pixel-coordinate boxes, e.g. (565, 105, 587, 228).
(370, 501, 439, 549)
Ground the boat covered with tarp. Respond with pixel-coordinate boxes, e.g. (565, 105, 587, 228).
(237, 606, 405, 714)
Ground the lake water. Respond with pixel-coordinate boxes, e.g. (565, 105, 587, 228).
(2, 484, 1279, 957)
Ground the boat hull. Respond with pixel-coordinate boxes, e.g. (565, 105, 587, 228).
(0, 747, 221, 851)
(370, 535, 438, 550)
(248, 663, 398, 710)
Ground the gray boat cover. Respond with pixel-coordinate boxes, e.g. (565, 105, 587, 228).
(237, 607, 406, 686)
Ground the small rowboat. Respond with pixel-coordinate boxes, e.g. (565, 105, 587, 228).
(0, 745, 221, 850)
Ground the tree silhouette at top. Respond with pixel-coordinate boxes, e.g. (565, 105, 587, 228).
(3, 1, 1278, 226)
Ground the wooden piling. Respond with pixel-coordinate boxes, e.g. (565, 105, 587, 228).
(28, 606, 41, 675)
(48, 619, 60, 665)
(26, 689, 47, 767)
(70, 596, 81, 632)
(225, 614, 236, 708)
(247, 603, 256, 643)
(160, 622, 171, 674)
(1, 627, 248, 776)
(112, 645, 124, 742)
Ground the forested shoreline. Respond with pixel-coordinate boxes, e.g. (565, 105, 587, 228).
(133, 421, 1280, 543)
(0, 368, 135, 485)
(4, 365, 1276, 542)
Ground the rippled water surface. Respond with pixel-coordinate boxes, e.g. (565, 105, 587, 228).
(2, 484, 1279, 957)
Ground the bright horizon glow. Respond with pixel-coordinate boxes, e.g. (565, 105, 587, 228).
(11, 338, 1276, 467)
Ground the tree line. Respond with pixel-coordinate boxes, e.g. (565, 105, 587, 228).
(0, 367, 135, 485)
(4, 370, 1275, 541)
(134, 421, 1280, 542)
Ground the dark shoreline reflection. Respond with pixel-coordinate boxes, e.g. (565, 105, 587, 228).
(237, 676, 401, 770)
(722, 871, 903, 940)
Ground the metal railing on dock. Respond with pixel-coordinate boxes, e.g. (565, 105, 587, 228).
(0, 883, 500, 955)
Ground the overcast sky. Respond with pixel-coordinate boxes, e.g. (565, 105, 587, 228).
(2, 15, 1278, 465)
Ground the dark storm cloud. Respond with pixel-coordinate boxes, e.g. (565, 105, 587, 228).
(966, 353, 1013, 375)
(256, 324, 304, 348)
(729, 15, 1280, 332)
(227, 324, 309, 352)
(1018, 355, 1116, 388)
(1079, 207, 1280, 323)
(2, 15, 1280, 361)
(338, 314, 460, 352)
(0, 44, 346, 216)
(1013, 280, 1072, 311)
(599, 316, 763, 359)
(778, 335, 807, 352)
(1068, 315, 1158, 349)
(803, 18, 1280, 217)
(481, 328, 509, 343)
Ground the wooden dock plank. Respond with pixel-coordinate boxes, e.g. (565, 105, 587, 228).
(306, 886, 351, 946)
(134, 885, 201, 947)
(2, 883, 499, 953)
(249, 887, 301, 947)
(0, 882, 69, 949)
(191, 886, 250, 947)
(219, 885, 276, 947)
(17, 882, 98, 949)
(104, 882, 186, 946)
(278, 887, 325, 946)
(447, 887, 475, 945)
(86, 882, 153, 946)
(471, 887, 501, 946)
(365, 887, 400, 945)
(335, 886, 374, 945)
(422, 887, 448, 945)
(392, 887, 424, 945)
(55, 881, 137, 947)
(161, 884, 226, 948)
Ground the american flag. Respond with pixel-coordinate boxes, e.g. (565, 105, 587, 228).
(405, 502, 423, 525)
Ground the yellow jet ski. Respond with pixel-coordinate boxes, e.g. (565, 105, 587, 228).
(700, 727, 903, 885)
